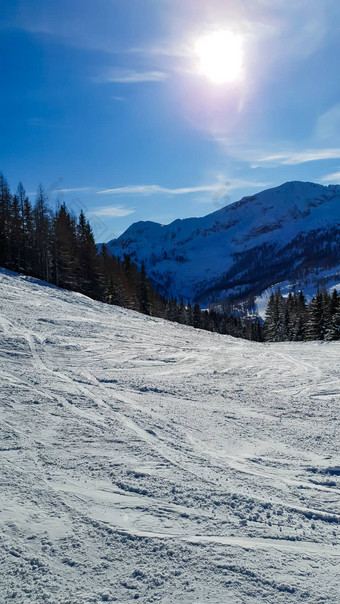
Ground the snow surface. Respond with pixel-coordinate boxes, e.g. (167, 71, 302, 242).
(107, 181, 340, 303)
(1, 269, 339, 603)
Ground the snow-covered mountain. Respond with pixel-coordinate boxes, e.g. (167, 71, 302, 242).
(1, 269, 339, 602)
(106, 181, 340, 306)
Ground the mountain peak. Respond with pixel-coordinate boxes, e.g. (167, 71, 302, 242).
(106, 181, 340, 304)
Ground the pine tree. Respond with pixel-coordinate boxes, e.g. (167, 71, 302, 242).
(166, 298, 178, 321)
(264, 289, 288, 341)
(177, 300, 187, 324)
(325, 289, 340, 340)
(263, 292, 277, 340)
(22, 196, 34, 274)
(251, 318, 263, 342)
(121, 253, 139, 309)
(77, 210, 101, 298)
(285, 292, 295, 340)
(16, 183, 29, 273)
(0, 173, 12, 267)
(276, 290, 288, 341)
(97, 243, 111, 303)
(52, 203, 78, 289)
(306, 292, 324, 340)
(193, 303, 202, 328)
(137, 262, 152, 315)
(186, 301, 193, 326)
(322, 291, 333, 341)
(10, 194, 23, 272)
(202, 310, 214, 331)
(33, 185, 52, 281)
(292, 290, 307, 341)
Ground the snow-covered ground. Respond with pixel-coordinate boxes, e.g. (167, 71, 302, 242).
(0, 269, 339, 604)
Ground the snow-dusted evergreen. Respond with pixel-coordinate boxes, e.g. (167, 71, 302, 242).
(264, 289, 340, 342)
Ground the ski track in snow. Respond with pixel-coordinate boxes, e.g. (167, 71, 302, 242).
(0, 269, 339, 604)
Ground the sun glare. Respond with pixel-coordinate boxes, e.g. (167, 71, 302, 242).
(195, 30, 244, 84)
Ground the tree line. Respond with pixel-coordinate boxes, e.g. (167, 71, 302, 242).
(264, 289, 340, 341)
(0, 173, 167, 313)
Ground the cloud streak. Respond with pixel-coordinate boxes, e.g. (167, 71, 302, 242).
(97, 184, 217, 196)
(96, 69, 168, 84)
(89, 205, 135, 218)
(57, 187, 93, 193)
(319, 171, 340, 183)
(255, 148, 340, 166)
(97, 180, 268, 197)
(218, 139, 340, 167)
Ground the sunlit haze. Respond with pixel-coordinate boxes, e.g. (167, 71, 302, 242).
(2, 0, 340, 239)
(195, 30, 243, 84)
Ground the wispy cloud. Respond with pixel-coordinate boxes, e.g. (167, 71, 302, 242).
(319, 170, 340, 183)
(97, 184, 217, 196)
(96, 69, 168, 84)
(56, 187, 93, 193)
(97, 180, 268, 197)
(255, 148, 340, 166)
(89, 205, 135, 217)
(218, 139, 340, 167)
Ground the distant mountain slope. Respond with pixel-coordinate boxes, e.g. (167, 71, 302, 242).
(106, 181, 340, 305)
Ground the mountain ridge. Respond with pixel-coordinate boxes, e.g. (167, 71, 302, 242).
(106, 181, 340, 306)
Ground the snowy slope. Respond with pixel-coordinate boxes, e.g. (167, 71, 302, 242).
(1, 269, 340, 603)
(106, 181, 340, 305)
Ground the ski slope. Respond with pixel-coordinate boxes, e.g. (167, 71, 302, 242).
(0, 269, 339, 603)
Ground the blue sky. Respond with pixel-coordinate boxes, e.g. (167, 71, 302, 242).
(2, 0, 340, 241)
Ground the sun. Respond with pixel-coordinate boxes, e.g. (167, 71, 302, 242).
(195, 30, 244, 84)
